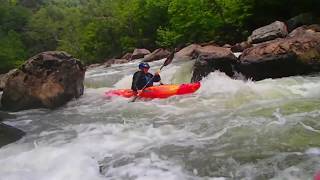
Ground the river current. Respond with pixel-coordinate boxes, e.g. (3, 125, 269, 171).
(1, 58, 320, 180)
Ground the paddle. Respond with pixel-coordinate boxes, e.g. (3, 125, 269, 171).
(130, 50, 175, 102)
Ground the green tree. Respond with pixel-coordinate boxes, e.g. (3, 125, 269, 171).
(0, 1, 30, 73)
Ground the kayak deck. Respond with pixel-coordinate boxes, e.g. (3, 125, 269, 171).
(105, 82, 201, 99)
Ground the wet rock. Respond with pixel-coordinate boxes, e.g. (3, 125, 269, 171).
(103, 58, 129, 67)
(143, 48, 171, 62)
(248, 21, 288, 44)
(0, 69, 17, 91)
(222, 44, 232, 48)
(1, 51, 85, 111)
(191, 45, 237, 82)
(104, 59, 115, 67)
(175, 44, 201, 60)
(231, 41, 252, 52)
(121, 53, 132, 60)
(0, 123, 25, 148)
(87, 63, 101, 69)
(289, 24, 320, 37)
(131, 49, 151, 60)
(113, 59, 129, 64)
(237, 27, 320, 80)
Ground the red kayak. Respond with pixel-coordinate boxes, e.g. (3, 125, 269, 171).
(105, 82, 201, 99)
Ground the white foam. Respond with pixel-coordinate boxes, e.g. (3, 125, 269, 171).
(2, 61, 320, 180)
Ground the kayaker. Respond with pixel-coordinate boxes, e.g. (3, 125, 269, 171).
(131, 62, 161, 94)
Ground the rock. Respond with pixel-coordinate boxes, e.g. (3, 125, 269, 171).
(222, 44, 232, 48)
(286, 13, 317, 32)
(1, 51, 85, 111)
(143, 48, 171, 62)
(113, 59, 129, 64)
(237, 27, 320, 81)
(199, 41, 220, 47)
(121, 53, 132, 60)
(231, 41, 252, 52)
(289, 24, 320, 37)
(248, 21, 288, 44)
(87, 63, 101, 69)
(103, 58, 129, 67)
(131, 49, 151, 60)
(175, 44, 201, 60)
(191, 45, 237, 82)
(104, 59, 115, 67)
(0, 69, 17, 91)
(0, 123, 25, 148)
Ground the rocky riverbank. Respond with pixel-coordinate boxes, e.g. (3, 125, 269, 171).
(84, 14, 320, 83)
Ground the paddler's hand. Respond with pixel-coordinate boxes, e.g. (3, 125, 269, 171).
(133, 90, 138, 95)
(154, 70, 160, 76)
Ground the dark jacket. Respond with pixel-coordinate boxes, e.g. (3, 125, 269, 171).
(131, 71, 161, 91)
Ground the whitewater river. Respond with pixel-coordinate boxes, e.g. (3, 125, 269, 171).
(1, 58, 320, 180)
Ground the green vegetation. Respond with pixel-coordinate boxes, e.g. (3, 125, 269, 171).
(0, 0, 319, 73)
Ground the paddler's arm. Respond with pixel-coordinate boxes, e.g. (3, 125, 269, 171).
(152, 71, 161, 82)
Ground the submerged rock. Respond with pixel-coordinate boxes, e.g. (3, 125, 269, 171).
(0, 123, 25, 148)
(191, 45, 237, 82)
(0, 111, 16, 121)
(0, 111, 23, 148)
(237, 25, 320, 80)
(1, 51, 85, 111)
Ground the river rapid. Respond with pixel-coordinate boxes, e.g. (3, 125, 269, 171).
(1, 58, 320, 180)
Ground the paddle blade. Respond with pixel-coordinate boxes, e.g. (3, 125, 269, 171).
(130, 95, 139, 102)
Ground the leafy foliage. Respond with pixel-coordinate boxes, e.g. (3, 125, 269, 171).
(0, 0, 319, 72)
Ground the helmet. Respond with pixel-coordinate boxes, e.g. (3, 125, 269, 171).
(138, 62, 150, 70)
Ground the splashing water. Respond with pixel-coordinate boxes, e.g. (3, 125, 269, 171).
(1, 58, 320, 180)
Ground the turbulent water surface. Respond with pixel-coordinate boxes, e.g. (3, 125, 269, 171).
(1, 59, 320, 180)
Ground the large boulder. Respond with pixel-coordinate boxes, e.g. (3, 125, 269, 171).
(175, 44, 201, 60)
(131, 49, 151, 60)
(191, 45, 237, 82)
(248, 21, 288, 44)
(288, 24, 320, 37)
(1, 51, 85, 111)
(237, 25, 320, 81)
(0, 69, 17, 91)
(143, 48, 171, 62)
